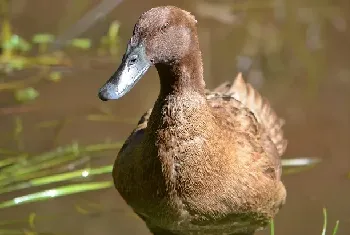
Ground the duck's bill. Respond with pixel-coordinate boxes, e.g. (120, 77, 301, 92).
(98, 43, 151, 101)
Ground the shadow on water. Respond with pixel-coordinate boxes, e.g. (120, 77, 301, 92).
(0, 0, 350, 234)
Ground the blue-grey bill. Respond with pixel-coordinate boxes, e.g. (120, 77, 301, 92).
(98, 43, 151, 101)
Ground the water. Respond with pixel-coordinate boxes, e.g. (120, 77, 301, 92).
(1, 0, 349, 234)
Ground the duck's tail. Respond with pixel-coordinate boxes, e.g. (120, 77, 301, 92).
(213, 73, 287, 157)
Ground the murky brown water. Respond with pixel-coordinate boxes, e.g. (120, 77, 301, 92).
(1, 0, 350, 234)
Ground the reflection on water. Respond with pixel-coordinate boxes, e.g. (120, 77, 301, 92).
(0, 0, 349, 234)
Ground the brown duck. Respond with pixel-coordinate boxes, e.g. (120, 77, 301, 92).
(98, 6, 287, 235)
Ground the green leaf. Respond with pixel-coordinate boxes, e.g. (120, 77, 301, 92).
(69, 38, 92, 50)
(7, 57, 28, 70)
(48, 71, 62, 82)
(108, 20, 120, 40)
(28, 212, 36, 229)
(9, 35, 32, 52)
(32, 34, 55, 43)
(14, 87, 39, 102)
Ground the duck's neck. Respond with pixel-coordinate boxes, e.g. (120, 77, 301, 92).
(146, 44, 210, 133)
(155, 50, 206, 97)
(147, 51, 209, 132)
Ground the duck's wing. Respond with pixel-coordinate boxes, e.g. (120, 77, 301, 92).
(206, 73, 287, 179)
(118, 108, 152, 154)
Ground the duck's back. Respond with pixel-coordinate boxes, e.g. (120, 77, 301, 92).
(207, 73, 287, 180)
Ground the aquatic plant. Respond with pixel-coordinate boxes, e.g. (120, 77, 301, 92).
(0, 0, 121, 76)
(268, 209, 340, 235)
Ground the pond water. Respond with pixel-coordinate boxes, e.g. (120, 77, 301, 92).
(0, 0, 349, 234)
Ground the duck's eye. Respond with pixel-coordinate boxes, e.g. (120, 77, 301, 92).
(128, 55, 138, 65)
(160, 22, 169, 32)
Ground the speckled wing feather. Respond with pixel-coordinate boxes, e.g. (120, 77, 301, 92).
(205, 73, 287, 180)
(209, 73, 287, 157)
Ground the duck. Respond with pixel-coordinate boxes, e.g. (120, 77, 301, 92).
(98, 6, 287, 235)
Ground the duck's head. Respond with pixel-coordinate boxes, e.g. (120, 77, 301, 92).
(98, 6, 199, 101)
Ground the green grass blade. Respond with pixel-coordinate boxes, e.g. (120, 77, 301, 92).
(282, 158, 321, 175)
(0, 142, 81, 175)
(0, 156, 22, 168)
(0, 165, 113, 194)
(281, 158, 321, 167)
(0, 181, 113, 209)
(322, 208, 327, 235)
(270, 219, 275, 235)
(31, 165, 113, 186)
(0, 142, 122, 186)
(0, 154, 80, 185)
(332, 220, 339, 235)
